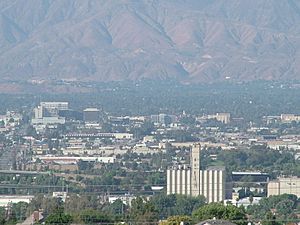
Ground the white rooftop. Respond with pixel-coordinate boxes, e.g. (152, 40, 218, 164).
(84, 108, 100, 112)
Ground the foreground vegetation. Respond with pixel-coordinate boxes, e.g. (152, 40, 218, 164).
(2, 193, 300, 225)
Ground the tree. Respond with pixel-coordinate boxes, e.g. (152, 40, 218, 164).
(275, 199, 295, 218)
(192, 203, 246, 225)
(249, 195, 254, 205)
(11, 202, 28, 222)
(150, 194, 206, 219)
(26, 125, 38, 138)
(45, 212, 72, 225)
(247, 194, 298, 221)
(77, 160, 94, 171)
(27, 195, 64, 216)
(151, 194, 176, 218)
(175, 195, 206, 216)
(129, 197, 159, 225)
(160, 215, 193, 225)
(0, 207, 5, 225)
(45, 205, 72, 225)
(262, 212, 281, 225)
(107, 199, 127, 216)
(64, 194, 97, 214)
(79, 209, 111, 224)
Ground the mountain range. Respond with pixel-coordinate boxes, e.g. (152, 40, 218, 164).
(0, 0, 300, 83)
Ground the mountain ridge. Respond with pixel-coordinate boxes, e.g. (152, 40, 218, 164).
(0, 0, 300, 83)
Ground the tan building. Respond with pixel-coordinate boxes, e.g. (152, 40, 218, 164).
(268, 177, 300, 197)
(197, 113, 231, 124)
(281, 114, 300, 123)
(167, 144, 225, 203)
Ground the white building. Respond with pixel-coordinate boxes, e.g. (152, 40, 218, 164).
(197, 113, 231, 124)
(34, 106, 44, 119)
(41, 102, 69, 115)
(53, 192, 68, 202)
(31, 117, 66, 126)
(32, 102, 69, 129)
(33, 156, 115, 164)
(0, 195, 34, 208)
(34, 102, 69, 119)
(108, 194, 135, 206)
(215, 113, 231, 124)
(167, 144, 226, 203)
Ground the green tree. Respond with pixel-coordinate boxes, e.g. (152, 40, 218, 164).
(107, 199, 127, 216)
(27, 195, 64, 216)
(174, 195, 206, 216)
(275, 199, 295, 218)
(192, 203, 246, 225)
(151, 194, 205, 219)
(11, 202, 28, 222)
(262, 212, 281, 225)
(45, 204, 72, 225)
(64, 194, 97, 214)
(160, 215, 193, 225)
(0, 207, 5, 225)
(79, 209, 111, 224)
(129, 197, 159, 225)
(45, 212, 72, 225)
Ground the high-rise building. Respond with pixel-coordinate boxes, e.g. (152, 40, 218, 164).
(32, 102, 68, 125)
(34, 106, 44, 119)
(151, 114, 174, 125)
(150, 115, 160, 124)
(191, 143, 201, 196)
(40, 102, 69, 116)
(167, 144, 225, 203)
(83, 108, 100, 122)
(33, 102, 69, 118)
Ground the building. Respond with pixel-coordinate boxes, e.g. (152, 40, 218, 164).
(83, 108, 100, 122)
(268, 177, 300, 197)
(33, 156, 115, 164)
(34, 106, 44, 119)
(151, 114, 173, 125)
(33, 102, 69, 119)
(58, 109, 83, 121)
(64, 132, 133, 139)
(32, 102, 68, 130)
(159, 114, 172, 125)
(31, 117, 66, 126)
(232, 172, 269, 183)
(167, 144, 226, 203)
(53, 192, 68, 202)
(197, 113, 231, 124)
(108, 194, 135, 206)
(150, 115, 160, 124)
(281, 114, 300, 123)
(41, 101, 68, 111)
(215, 113, 231, 124)
(0, 195, 34, 208)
